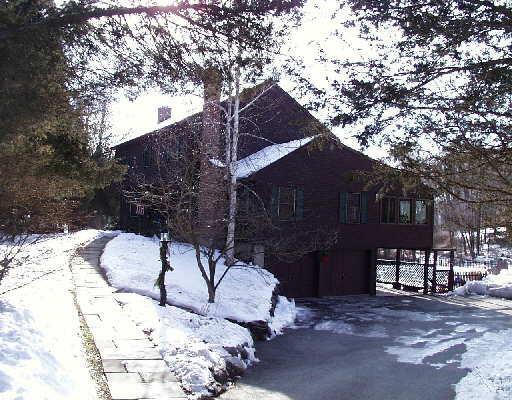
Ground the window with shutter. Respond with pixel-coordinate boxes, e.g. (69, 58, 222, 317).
(347, 193, 361, 223)
(278, 187, 295, 220)
(271, 186, 304, 220)
(142, 149, 152, 167)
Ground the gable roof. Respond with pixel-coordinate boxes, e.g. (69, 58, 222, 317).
(113, 83, 328, 159)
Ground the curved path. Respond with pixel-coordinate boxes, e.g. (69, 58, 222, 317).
(72, 235, 187, 400)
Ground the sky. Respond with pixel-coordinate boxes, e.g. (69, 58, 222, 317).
(108, 0, 387, 159)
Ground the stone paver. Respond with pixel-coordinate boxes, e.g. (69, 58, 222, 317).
(71, 235, 187, 400)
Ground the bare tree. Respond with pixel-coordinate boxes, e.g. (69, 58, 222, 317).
(224, 74, 278, 265)
(122, 115, 337, 304)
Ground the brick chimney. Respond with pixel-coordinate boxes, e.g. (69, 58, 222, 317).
(200, 68, 222, 158)
(197, 67, 225, 243)
(157, 106, 172, 124)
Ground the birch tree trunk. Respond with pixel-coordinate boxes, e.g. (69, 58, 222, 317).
(225, 64, 240, 266)
(225, 79, 232, 171)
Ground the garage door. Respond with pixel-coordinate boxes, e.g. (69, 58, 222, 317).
(268, 253, 319, 298)
(318, 249, 370, 296)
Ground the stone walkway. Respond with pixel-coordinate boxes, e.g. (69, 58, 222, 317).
(72, 235, 187, 400)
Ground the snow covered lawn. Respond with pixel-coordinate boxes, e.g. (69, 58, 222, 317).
(101, 233, 293, 325)
(0, 230, 104, 400)
(101, 232, 297, 398)
(454, 268, 512, 299)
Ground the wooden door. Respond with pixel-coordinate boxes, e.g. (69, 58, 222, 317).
(268, 252, 319, 298)
(342, 250, 370, 295)
(318, 249, 370, 296)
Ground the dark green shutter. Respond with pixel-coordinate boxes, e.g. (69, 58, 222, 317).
(339, 192, 348, 223)
(270, 186, 279, 217)
(295, 189, 304, 220)
(360, 191, 368, 223)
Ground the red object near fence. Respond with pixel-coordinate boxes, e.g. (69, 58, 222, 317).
(453, 272, 487, 288)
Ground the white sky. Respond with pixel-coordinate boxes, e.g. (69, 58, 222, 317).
(108, 0, 386, 159)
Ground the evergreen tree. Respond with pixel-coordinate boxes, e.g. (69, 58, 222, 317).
(0, 0, 304, 284)
(315, 0, 512, 211)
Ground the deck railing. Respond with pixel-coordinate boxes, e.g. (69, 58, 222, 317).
(377, 250, 490, 294)
(376, 257, 455, 293)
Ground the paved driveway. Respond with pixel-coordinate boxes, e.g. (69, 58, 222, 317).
(221, 293, 512, 400)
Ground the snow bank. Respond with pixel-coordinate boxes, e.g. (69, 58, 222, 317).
(268, 296, 297, 336)
(0, 230, 103, 400)
(116, 293, 256, 398)
(454, 268, 512, 299)
(101, 233, 279, 324)
(101, 233, 298, 398)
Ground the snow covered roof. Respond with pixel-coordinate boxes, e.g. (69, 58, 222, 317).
(235, 136, 317, 178)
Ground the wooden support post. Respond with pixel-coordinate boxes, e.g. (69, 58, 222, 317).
(432, 250, 438, 294)
(369, 248, 377, 296)
(394, 249, 401, 289)
(423, 249, 430, 295)
(448, 250, 455, 291)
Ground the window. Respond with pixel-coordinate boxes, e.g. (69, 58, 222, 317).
(415, 200, 428, 224)
(129, 203, 144, 217)
(271, 186, 304, 220)
(381, 197, 397, 223)
(142, 149, 152, 167)
(381, 197, 431, 224)
(278, 187, 295, 220)
(399, 199, 412, 224)
(175, 136, 186, 154)
(340, 192, 368, 224)
(347, 193, 361, 224)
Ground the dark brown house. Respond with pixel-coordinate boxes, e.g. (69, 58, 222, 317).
(113, 84, 434, 298)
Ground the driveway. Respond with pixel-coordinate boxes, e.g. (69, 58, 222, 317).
(221, 293, 512, 400)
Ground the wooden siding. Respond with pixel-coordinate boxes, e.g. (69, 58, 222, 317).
(247, 139, 434, 252)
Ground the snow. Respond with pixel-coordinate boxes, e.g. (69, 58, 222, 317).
(296, 296, 512, 399)
(268, 296, 297, 336)
(101, 233, 279, 323)
(455, 329, 512, 399)
(388, 323, 512, 399)
(115, 293, 255, 398)
(0, 230, 103, 400)
(454, 268, 512, 299)
(100, 232, 297, 398)
(112, 115, 179, 147)
(235, 136, 316, 178)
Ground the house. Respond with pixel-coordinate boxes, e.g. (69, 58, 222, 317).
(113, 83, 434, 298)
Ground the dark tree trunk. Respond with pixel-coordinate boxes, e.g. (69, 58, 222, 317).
(207, 257, 216, 303)
(207, 282, 216, 303)
(476, 206, 482, 255)
(469, 231, 476, 259)
(158, 241, 170, 307)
